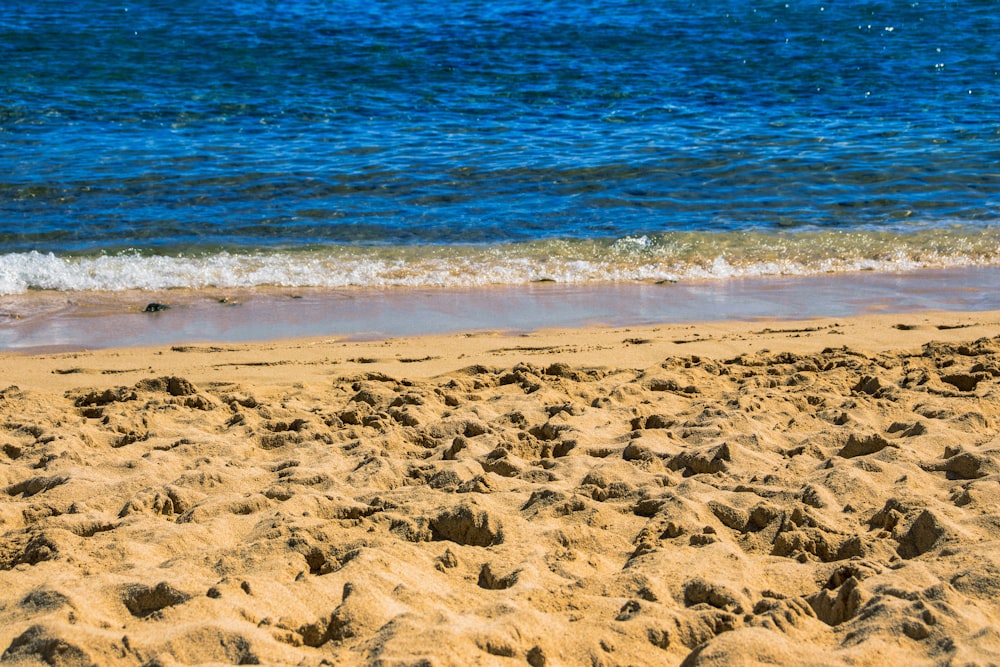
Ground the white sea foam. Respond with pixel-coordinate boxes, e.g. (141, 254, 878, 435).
(1, 229, 998, 296)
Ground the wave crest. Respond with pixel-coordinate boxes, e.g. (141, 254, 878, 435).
(2, 227, 998, 295)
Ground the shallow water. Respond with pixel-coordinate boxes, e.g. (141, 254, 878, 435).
(3, 267, 999, 351)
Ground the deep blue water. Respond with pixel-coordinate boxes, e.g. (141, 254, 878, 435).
(1, 0, 999, 292)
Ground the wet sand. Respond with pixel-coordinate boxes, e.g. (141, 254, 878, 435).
(2, 266, 999, 351)
(2, 304, 1000, 665)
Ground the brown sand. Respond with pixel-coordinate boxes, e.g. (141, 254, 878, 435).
(2, 310, 1000, 666)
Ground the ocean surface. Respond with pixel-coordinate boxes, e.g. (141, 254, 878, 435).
(2, 0, 999, 295)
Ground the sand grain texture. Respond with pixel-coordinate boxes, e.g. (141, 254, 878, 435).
(2, 312, 1000, 666)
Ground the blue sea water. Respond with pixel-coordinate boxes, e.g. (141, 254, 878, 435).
(1, 0, 999, 293)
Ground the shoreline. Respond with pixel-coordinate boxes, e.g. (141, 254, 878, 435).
(2, 265, 999, 352)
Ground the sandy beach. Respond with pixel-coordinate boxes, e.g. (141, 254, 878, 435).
(2, 309, 1000, 665)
